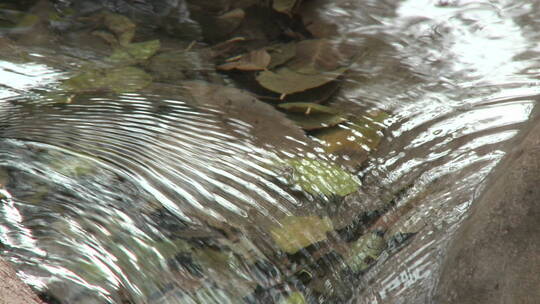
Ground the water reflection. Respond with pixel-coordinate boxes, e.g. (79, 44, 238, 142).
(350, 0, 539, 302)
(0, 0, 540, 303)
(399, 0, 529, 79)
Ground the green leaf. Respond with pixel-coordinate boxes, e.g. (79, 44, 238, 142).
(218, 49, 271, 71)
(256, 66, 347, 95)
(62, 66, 152, 93)
(285, 113, 346, 130)
(267, 43, 297, 69)
(284, 158, 360, 196)
(194, 248, 257, 297)
(214, 8, 245, 36)
(346, 232, 386, 272)
(270, 216, 333, 254)
(279, 292, 307, 304)
(281, 81, 341, 104)
(103, 67, 152, 93)
(108, 40, 161, 65)
(147, 51, 205, 82)
(315, 111, 390, 163)
(62, 69, 107, 92)
(279, 102, 345, 130)
(290, 39, 348, 72)
(278, 102, 341, 114)
(273, 0, 300, 14)
(45, 149, 103, 178)
(102, 12, 136, 46)
(256, 39, 352, 95)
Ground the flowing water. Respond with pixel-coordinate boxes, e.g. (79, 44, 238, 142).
(0, 0, 539, 303)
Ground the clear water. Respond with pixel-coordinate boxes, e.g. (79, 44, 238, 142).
(1, 0, 539, 303)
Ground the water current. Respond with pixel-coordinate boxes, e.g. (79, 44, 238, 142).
(0, 0, 539, 303)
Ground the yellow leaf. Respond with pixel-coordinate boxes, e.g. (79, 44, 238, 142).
(284, 158, 360, 196)
(270, 216, 333, 254)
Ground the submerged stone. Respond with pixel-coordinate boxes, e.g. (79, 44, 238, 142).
(435, 113, 540, 304)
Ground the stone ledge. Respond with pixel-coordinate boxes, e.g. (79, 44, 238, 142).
(435, 109, 540, 303)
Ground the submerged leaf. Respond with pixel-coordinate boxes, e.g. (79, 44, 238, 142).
(62, 69, 107, 92)
(278, 102, 341, 114)
(290, 39, 347, 72)
(215, 8, 245, 34)
(47, 150, 97, 178)
(194, 248, 257, 297)
(218, 49, 271, 71)
(285, 113, 346, 130)
(279, 103, 346, 130)
(256, 39, 352, 94)
(108, 40, 161, 65)
(316, 111, 390, 155)
(147, 51, 207, 81)
(267, 42, 297, 69)
(270, 216, 333, 254)
(346, 232, 386, 272)
(102, 12, 136, 46)
(272, 0, 300, 14)
(284, 158, 360, 196)
(92, 30, 118, 46)
(197, 7, 246, 42)
(282, 80, 341, 104)
(151, 239, 192, 259)
(102, 67, 152, 93)
(62, 66, 152, 93)
(256, 66, 347, 95)
(298, 2, 339, 38)
(279, 292, 307, 304)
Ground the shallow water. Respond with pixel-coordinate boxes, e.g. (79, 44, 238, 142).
(1, 0, 539, 303)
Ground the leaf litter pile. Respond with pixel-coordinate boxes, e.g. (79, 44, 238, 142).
(0, 1, 417, 303)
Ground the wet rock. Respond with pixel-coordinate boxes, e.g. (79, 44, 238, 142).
(435, 111, 540, 303)
(0, 256, 44, 304)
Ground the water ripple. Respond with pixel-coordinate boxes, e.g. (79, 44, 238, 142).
(2, 0, 540, 303)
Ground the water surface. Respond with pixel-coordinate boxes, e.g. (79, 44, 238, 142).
(1, 0, 539, 303)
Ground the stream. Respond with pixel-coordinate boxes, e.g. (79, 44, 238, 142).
(1, 0, 539, 303)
